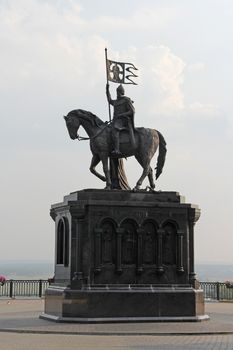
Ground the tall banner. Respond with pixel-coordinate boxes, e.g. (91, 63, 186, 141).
(106, 59, 138, 85)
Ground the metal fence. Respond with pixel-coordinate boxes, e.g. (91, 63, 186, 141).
(1, 280, 233, 300)
(200, 282, 233, 301)
(0, 280, 49, 298)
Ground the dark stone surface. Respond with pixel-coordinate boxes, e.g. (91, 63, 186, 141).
(44, 286, 205, 321)
(43, 189, 206, 322)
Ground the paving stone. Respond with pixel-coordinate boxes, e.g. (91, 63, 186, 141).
(1, 300, 233, 349)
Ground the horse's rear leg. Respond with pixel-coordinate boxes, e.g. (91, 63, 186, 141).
(90, 154, 106, 182)
(134, 165, 150, 190)
(148, 167, 155, 190)
(134, 155, 151, 190)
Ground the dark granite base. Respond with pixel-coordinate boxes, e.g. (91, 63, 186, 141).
(43, 189, 206, 323)
(41, 286, 208, 323)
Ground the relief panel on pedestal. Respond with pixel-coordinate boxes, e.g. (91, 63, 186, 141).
(121, 220, 137, 265)
(162, 222, 176, 266)
(142, 221, 157, 266)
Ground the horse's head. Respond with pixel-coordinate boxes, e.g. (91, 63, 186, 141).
(64, 109, 104, 140)
(64, 110, 82, 140)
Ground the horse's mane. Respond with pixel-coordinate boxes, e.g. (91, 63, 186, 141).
(69, 109, 104, 128)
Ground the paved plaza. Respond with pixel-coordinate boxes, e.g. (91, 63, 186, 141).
(1, 300, 233, 349)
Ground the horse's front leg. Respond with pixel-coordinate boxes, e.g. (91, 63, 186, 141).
(90, 154, 106, 182)
(101, 156, 111, 190)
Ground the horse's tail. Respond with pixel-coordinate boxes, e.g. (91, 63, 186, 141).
(155, 130, 167, 180)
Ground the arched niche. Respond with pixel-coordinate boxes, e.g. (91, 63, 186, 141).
(142, 220, 158, 265)
(162, 221, 178, 265)
(56, 217, 69, 266)
(120, 219, 138, 265)
(100, 219, 117, 264)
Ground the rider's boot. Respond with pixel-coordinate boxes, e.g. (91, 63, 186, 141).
(111, 133, 123, 157)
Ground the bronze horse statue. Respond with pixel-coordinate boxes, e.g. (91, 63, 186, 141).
(64, 109, 167, 190)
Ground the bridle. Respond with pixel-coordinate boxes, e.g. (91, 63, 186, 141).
(76, 120, 112, 141)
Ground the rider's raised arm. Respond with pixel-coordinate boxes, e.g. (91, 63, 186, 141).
(106, 83, 114, 105)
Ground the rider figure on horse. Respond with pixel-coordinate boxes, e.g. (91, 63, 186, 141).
(106, 83, 135, 156)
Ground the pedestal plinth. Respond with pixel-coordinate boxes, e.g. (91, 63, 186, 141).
(41, 189, 208, 322)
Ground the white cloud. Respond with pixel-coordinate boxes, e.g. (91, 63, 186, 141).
(0, 0, 228, 139)
(88, 6, 177, 32)
(1, 0, 228, 147)
(120, 45, 186, 117)
(0, 1, 218, 120)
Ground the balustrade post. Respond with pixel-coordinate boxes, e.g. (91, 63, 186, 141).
(216, 282, 220, 301)
(39, 279, 42, 298)
(9, 280, 13, 298)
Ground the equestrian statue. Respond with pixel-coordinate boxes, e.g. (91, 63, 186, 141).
(64, 85, 167, 191)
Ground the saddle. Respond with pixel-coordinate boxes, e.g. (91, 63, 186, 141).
(118, 130, 135, 145)
(112, 120, 136, 148)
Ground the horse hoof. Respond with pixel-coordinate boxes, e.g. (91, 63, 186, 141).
(145, 186, 155, 192)
(133, 186, 140, 192)
(104, 186, 111, 190)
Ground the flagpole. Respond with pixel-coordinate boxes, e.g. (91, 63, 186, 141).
(105, 48, 112, 122)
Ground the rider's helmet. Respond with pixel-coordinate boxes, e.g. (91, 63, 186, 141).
(116, 84, 125, 96)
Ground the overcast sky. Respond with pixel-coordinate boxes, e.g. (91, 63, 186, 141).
(0, 0, 232, 264)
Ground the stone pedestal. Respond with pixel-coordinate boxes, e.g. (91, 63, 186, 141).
(41, 189, 208, 322)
